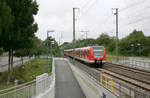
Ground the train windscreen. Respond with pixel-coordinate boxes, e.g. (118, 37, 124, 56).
(92, 46, 103, 58)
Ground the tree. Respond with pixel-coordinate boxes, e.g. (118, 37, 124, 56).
(119, 30, 146, 56)
(0, 1, 12, 35)
(96, 33, 115, 53)
(29, 36, 45, 56)
(0, 0, 38, 83)
(14, 49, 28, 64)
(44, 37, 61, 57)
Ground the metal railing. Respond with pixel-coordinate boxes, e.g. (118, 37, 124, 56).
(108, 55, 150, 72)
(99, 73, 150, 98)
(0, 57, 55, 98)
(0, 74, 53, 98)
(68, 57, 150, 98)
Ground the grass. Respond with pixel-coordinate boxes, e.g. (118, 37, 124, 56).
(106, 54, 130, 62)
(106, 55, 113, 62)
(0, 58, 51, 90)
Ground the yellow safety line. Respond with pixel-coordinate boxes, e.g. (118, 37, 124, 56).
(111, 78, 114, 93)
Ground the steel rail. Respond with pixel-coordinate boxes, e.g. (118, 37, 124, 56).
(106, 62, 150, 76)
(96, 68, 150, 92)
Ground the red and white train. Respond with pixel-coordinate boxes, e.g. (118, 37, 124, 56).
(64, 46, 106, 67)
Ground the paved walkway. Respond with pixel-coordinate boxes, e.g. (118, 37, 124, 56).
(0, 57, 30, 72)
(55, 58, 85, 98)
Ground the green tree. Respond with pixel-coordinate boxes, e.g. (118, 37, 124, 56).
(44, 37, 61, 57)
(96, 33, 115, 53)
(14, 49, 28, 64)
(0, 1, 12, 35)
(0, 0, 38, 83)
(29, 36, 45, 56)
(119, 30, 146, 56)
(142, 36, 150, 57)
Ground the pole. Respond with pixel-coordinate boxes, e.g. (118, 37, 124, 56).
(131, 44, 134, 56)
(50, 41, 52, 71)
(73, 8, 75, 64)
(116, 8, 118, 62)
(86, 31, 87, 39)
(139, 46, 141, 56)
(46, 32, 49, 73)
(113, 8, 119, 62)
(73, 8, 79, 64)
(137, 43, 141, 56)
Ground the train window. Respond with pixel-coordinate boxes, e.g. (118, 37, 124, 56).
(86, 50, 88, 56)
(87, 50, 89, 56)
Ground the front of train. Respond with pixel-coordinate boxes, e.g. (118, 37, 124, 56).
(88, 46, 106, 67)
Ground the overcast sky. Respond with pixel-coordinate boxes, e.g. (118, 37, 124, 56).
(34, 0, 150, 43)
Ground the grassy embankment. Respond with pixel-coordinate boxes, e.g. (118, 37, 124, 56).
(106, 54, 130, 62)
(106, 55, 114, 62)
(0, 58, 51, 90)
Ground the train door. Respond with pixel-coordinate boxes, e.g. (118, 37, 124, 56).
(80, 50, 82, 59)
(79, 49, 81, 58)
(86, 49, 88, 60)
(78, 49, 79, 58)
(84, 49, 86, 59)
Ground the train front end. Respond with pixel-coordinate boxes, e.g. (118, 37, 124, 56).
(89, 46, 106, 67)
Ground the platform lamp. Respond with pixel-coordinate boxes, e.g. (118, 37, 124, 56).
(50, 39, 55, 72)
(137, 43, 141, 56)
(131, 44, 134, 57)
(46, 30, 54, 73)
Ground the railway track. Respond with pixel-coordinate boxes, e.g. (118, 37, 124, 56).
(97, 68, 150, 92)
(68, 57, 150, 93)
(105, 62, 150, 77)
(103, 63, 150, 89)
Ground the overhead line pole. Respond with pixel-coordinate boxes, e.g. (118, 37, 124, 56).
(73, 8, 79, 64)
(73, 8, 75, 64)
(113, 8, 119, 62)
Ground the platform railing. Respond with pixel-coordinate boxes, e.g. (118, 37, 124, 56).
(68, 57, 150, 98)
(0, 57, 54, 98)
(99, 73, 150, 98)
(0, 75, 53, 98)
(108, 55, 150, 72)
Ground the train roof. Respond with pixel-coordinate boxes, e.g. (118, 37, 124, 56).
(64, 45, 104, 51)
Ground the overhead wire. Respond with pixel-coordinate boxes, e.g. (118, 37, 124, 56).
(119, 0, 147, 12)
(78, 0, 150, 39)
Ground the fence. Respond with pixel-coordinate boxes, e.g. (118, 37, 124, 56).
(0, 75, 53, 98)
(99, 72, 150, 98)
(68, 57, 150, 98)
(0, 57, 55, 98)
(108, 55, 150, 72)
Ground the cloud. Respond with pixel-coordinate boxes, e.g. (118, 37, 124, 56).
(35, 0, 150, 43)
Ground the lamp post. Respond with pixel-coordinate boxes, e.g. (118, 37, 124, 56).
(137, 43, 141, 56)
(46, 30, 54, 73)
(50, 40, 54, 71)
(131, 44, 134, 57)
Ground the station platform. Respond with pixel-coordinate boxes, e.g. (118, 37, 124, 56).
(54, 58, 85, 98)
